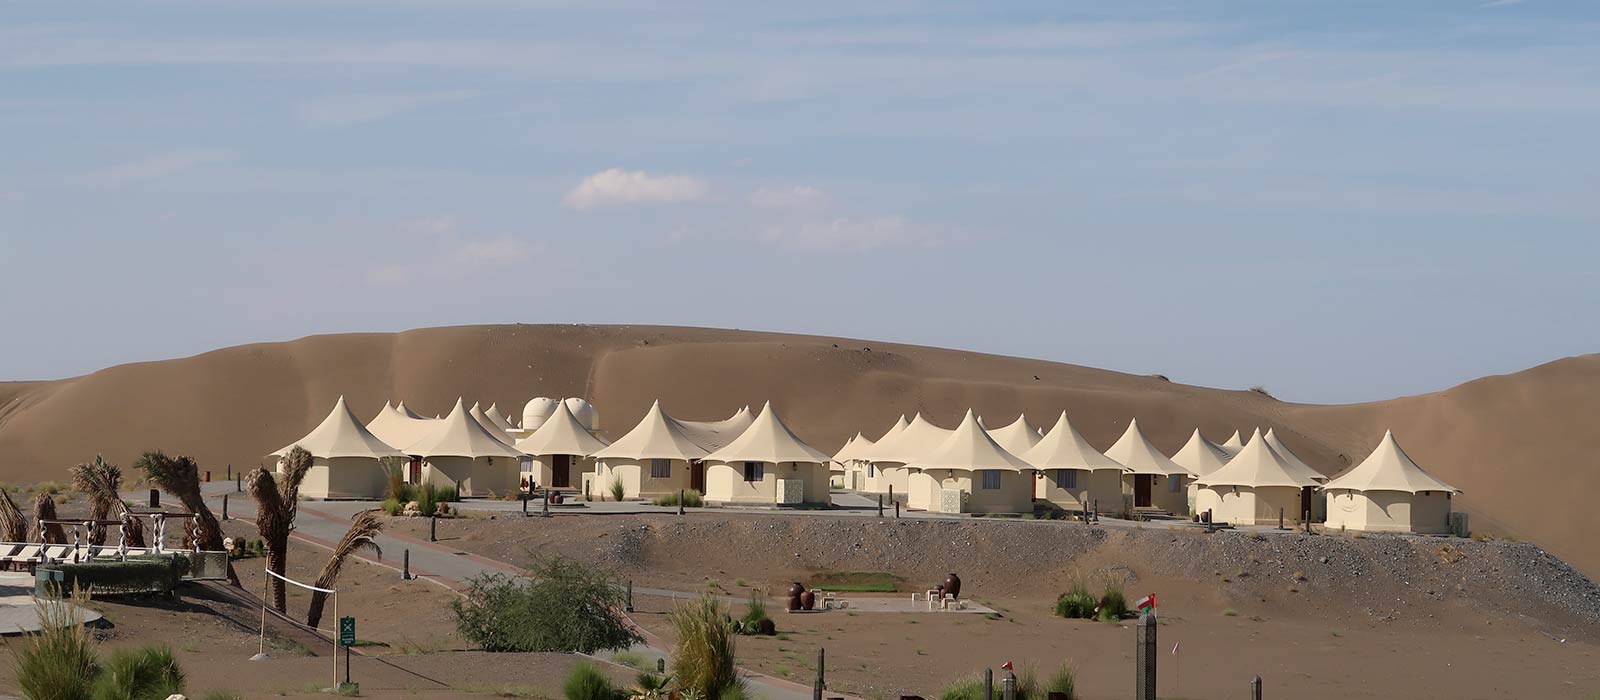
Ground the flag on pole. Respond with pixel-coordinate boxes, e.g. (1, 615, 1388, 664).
(1001, 661, 1013, 671)
(1135, 593, 1157, 615)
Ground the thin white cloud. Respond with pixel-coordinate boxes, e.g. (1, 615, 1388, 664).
(366, 234, 535, 286)
(563, 168, 708, 209)
(750, 185, 828, 209)
(89, 148, 235, 184)
(760, 215, 934, 251)
(292, 90, 480, 127)
(1482, 0, 1526, 7)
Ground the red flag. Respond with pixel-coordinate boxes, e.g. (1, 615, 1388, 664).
(1001, 661, 1013, 671)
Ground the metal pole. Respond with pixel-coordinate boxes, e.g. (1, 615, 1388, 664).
(331, 591, 338, 689)
(1251, 675, 1262, 700)
(1304, 510, 1311, 534)
(984, 668, 992, 700)
(429, 514, 437, 542)
(522, 492, 529, 516)
(877, 495, 883, 517)
(259, 567, 268, 657)
(1135, 613, 1157, 700)
(1002, 670, 1016, 700)
(813, 647, 824, 700)
(543, 490, 551, 517)
(626, 580, 634, 612)
(236, 474, 242, 493)
(1278, 508, 1284, 530)
(403, 549, 411, 580)
(227, 464, 232, 479)
(895, 500, 900, 519)
(222, 494, 228, 521)
(678, 489, 686, 516)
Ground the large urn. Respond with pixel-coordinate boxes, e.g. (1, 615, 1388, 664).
(943, 573, 962, 599)
(800, 590, 816, 611)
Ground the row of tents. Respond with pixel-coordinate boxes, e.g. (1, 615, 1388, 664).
(271, 396, 1459, 533)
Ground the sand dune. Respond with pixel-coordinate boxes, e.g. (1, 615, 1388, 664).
(1, 324, 1595, 576)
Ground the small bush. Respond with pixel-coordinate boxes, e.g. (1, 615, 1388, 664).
(653, 490, 704, 507)
(563, 663, 618, 700)
(1248, 385, 1273, 398)
(738, 590, 775, 636)
(1097, 578, 1128, 622)
(436, 485, 459, 503)
(451, 558, 642, 654)
(669, 595, 739, 700)
(417, 483, 439, 517)
(13, 589, 96, 700)
(380, 498, 403, 516)
(1054, 578, 1096, 620)
(1222, 608, 1238, 617)
(609, 479, 625, 502)
(941, 667, 1037, 700)
(1045, 662, 1076, 700)
(611, 651, 646, 670)
(92, 644, 185, 700)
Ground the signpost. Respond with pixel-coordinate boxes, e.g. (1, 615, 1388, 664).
(339, 616, 356, 691)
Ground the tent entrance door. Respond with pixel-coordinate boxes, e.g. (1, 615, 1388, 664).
(1134, 475, 1153, 508)
(1300, 487, 1314, 522)
(690, 462, 706, 493)
(552, 455, 571, 488)
(408, 458, 422, 483)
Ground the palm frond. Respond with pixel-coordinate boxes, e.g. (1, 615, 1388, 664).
(306, 511, 383, 628)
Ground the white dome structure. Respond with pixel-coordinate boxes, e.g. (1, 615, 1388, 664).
(564, 397, 598, 432)
(521, 397, 560, 432)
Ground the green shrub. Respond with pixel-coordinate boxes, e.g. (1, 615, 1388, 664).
(44, 555, 190, 596)
(451, 557, 642, 654)
(436, 485, 459, 503)
(738, 590, 774, 635)
(1045, 662, 1076, 700)
(652, 490, 704, 507)
(669, 595, 739, 700)
(609, 479, 625, 502)
(1054, 578, 1096, 620)
(92, 644, 185, 700)
(380, 498, 403, 516)
(1097, 578, 1128, 623)
(941, 667, 1037, 700)
(563, 663, 618, 700)
(611, 651, 646, 670)
(417, 483, 439, 516)
(13, 589, 97, 700)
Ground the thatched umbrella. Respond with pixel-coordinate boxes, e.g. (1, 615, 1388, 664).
(305, 511, 383, 628)
(0, 489, 27, 542)
(32, 493, 67, 544)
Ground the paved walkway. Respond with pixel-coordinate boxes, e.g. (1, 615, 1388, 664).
(0, 572, 103, 635)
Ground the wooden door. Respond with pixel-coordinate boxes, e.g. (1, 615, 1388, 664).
(552, 454, 571, 488)
(1134, 475, 1153, 508)
(690, 462, 706, 493)
(1300, 487, 1314, 522)
(408, 458, 422, 484)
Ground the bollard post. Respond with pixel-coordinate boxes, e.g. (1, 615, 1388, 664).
(895, 500, 900, 519)
(984, 668, 993, 700)
(877, 495, 884, 518)
(678, 489, 686, 516)
(1304, 511, 1312, 535)
(813, 647, 825, 700)
(403, 549, 411, 580)
(523, 492, 529, 516)
(236, 474, 242, 493)
(1250, 675, 1262, 700)
(1002, 670, 1016, 700)
(657, 658, 665, 674)
(149, 489, 159, 508)
(1278, 508, 1284, 530)
(429, 514, 437, 542)
(626, 580, 634, 612)
(889, 485, 894, 509)
(1092, 499, 1098, 522)
(205, 470, 211, 483)
(1135, 613, 1156, 700)
(222, 494, 228, 521)
(227, 464, 232, 479)
(543, 490, 551, 517)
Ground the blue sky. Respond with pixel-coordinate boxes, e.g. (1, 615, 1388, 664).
(1, 1, 1596, 403)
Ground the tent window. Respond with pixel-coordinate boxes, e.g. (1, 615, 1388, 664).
(868, 464, 875, 478)
(980, 470, 1002, 490)
(1169, 475, 1182, 493)
(744, 462, 764, 482)
(651, 459, 671, 479)
(1055, 470, 1077, 489)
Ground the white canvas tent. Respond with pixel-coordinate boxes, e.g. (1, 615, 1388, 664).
(907, 410, 1034, 514)
(857, 415, 907, 493)
(1323, 431, 1459, 534)
(469, 402, 517, 446)
(592, 401, 711, 499)
(702, 402, 832, 505)
(273, 396, 404, 499)
(1219, 430, 1245, 457)
(403, 398, 526, 497)
(1105, 419, 1194, 515)
(515, 402, 611, 492)
(1172, 429, 1233, 514)
(366, 402, 436, 455)
(865, 414, 953, 499)
(1194, 429, 1320, 526)
(986, 415, 1042, 458)
(484, 403, 517, 432)
(1023, 412, 1129, 513)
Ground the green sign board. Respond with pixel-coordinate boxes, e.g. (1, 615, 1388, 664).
(338, 616, 355, 646)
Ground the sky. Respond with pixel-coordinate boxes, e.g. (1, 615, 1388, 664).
(1, 1, 1597, 404)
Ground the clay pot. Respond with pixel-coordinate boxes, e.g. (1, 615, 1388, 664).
(786, 595, 801, 612)
(800, 590, 816, 611)
(943, 573, 962, 599)
(551, 492, 564, 505)
(788, 582, 806, 598)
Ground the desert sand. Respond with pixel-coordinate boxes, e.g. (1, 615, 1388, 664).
(1, 323, 1597, 582)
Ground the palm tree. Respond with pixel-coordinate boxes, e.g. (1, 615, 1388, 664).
(0, 489, 28, 542)
(134, 450, 233, 584)
(32, 493, 66, 544)
(247, 446, 312, 613)
(69, 456, 146, 548)
(305, 511, 382, 628)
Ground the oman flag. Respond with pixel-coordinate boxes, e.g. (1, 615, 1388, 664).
(1135, 593, 1157, 615)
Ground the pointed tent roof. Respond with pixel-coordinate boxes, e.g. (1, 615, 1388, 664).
(986, 415, 1042, 457)
(1105, 419, 1195, 477)
(1323, 431, 1459, 494)
(917, 410, 1034, 472)
(367, 402, 436, 452)
(403, 399, 526, 459)
(1263, 429, 1327, 483)
(484, 403, 517, 432)
(832, 433, 874, 463)
(877, 415, 909, 442)
(1171, 429, 1232, 478)
(866, 414, 953, 465)
(676, 406, 756, 453)
(1196, 429, 1320, 489)
(1219, 430, 1244, 456)
(592, 401, 711, 461)
(1023, 412, 1129, 472)
(704, 402, 832, 464)
(515, 401, 611, 457)
(469, 402, 517, 446)
(273, 397, 405, 459)
(395, 401, 426, 420)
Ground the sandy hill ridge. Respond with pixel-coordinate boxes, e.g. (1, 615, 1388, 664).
(1, 324, 1596, 578)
